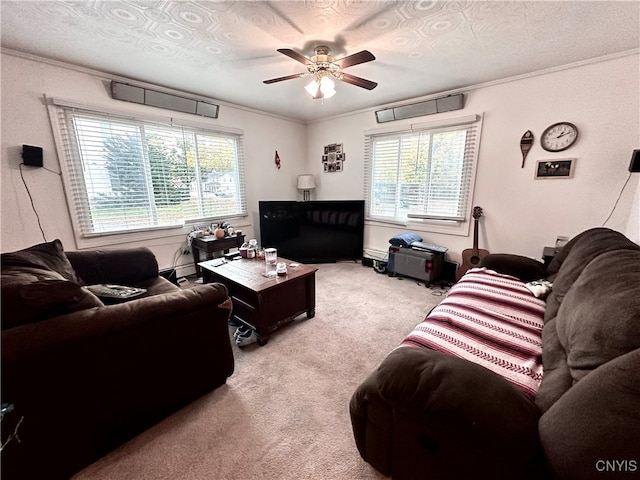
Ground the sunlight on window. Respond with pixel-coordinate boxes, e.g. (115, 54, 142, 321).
(366, 120, 478, 224)
(60, 109, 246, 236)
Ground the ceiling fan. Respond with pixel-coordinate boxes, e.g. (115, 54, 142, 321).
(263, 46, 378, 99)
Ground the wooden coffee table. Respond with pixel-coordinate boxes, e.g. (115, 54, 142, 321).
(199, 257, 318, 345)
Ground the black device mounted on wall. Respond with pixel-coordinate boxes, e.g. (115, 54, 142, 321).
(22, 145, 43, 167)
(629, 149, 640, 172)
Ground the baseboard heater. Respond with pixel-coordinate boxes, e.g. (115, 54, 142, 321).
(375, 94, 464, 123)
(111, 81, 219, 119)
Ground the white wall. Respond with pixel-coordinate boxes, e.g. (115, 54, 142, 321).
(2, 51, 639, 271)
(306, 53, 640, 263)
(1, 52, 307, 272)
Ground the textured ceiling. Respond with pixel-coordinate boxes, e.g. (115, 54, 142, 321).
(1, 1, 639, 123)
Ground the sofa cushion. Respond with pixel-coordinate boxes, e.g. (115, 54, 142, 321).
(65, 247, 159, 285)
(400, 268, 546, 398)
(1, 239, 80, 283)
(1, 280, 103, 330)
(536, 248, 640, 411)
(539, 348, 640, 480)
(545, 228, 640, 323)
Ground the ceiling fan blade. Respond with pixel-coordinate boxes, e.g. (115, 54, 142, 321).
(334, 50, 375, 69)
(263, 73, 306, 84)
(277, 48, 312, 65)
(339, 72, 378, 90)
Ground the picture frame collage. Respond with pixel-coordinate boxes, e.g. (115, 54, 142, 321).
(322, 143, 345, 172)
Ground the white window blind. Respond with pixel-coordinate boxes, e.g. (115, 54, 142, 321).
(364, 116, 481, 224)
(53, 106, 246, 237)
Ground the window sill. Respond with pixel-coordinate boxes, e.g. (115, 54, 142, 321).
(365, 217, 470, 236)
(72, 215, 249, 250)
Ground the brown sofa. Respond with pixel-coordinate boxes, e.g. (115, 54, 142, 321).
(1, 239, 235, 480)
(350, 227, 640, 479)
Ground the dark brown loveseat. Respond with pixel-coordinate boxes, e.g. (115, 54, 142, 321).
(1, 239, 235, 480)
(350, 227, 640, 479)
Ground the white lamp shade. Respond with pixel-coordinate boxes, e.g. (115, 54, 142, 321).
(319, 77, 335, 98)
(304, 79, 320, 97)
(297, 174, 316, 190)
(305, 77, 336, 99)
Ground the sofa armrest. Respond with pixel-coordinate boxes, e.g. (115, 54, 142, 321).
(65, 247, 159, 285)
(479, 254, 548, 282)
(351, 347, 543, 480)
(350, 370, 394, 476)
(1, 282, 234, 479)
(539, 348, 640, 480)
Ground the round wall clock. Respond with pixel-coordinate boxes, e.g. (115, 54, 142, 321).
(541, 122, 579, 152)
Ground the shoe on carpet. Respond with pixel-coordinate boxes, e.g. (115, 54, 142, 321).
(235, 328, 257, 347)
(234, 325, 252, 338)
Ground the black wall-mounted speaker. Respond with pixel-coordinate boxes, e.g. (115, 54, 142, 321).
(22, 145, 43, 167)
(629, 149, 640, 172)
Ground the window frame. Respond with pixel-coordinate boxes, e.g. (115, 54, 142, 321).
(364, 114, 483, 236)
(48, 98, 247, 249)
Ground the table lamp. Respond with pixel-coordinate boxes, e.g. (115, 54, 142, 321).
(297, 174, 316, 201)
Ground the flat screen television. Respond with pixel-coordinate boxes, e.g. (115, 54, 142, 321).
(259, 200, 364, 263)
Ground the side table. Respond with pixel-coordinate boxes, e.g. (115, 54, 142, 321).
(192, 234, 245, 276)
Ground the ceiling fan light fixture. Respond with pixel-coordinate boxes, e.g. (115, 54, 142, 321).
(304, 75, 336, 99)
(319, 76, 336, 98)
(266, 45, 377, 98)
(304, 79, 320, 97)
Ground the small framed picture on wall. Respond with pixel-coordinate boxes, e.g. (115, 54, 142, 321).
(322, 143, 345, 172)
(535, 158, 576, 179)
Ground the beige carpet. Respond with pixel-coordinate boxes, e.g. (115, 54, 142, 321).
(73, 262, 446, 480)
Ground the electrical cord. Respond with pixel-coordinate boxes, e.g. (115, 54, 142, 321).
(42, 166, 61, 175)
(19, 163, 48, 242)
(603, 172, 633, 226)
(172, 246, 182, 269)
(172, 234, 193, 268)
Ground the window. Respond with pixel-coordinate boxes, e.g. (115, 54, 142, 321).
(364, 115, 481, 226)
(53, 105, 246, 237)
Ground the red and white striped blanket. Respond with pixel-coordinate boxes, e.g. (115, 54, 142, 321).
(400, 268, 546, 398)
